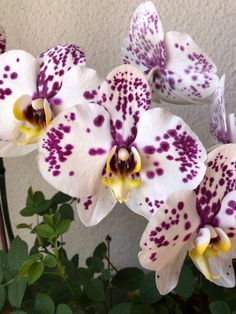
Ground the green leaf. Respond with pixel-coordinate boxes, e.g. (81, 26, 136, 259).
(86, 278, 104, 301)
(26, 187, 34, 207)
(35, 293, 55, 314)
(52, 191, 72, 204)
(140, 272, 162, 304)
(58, 204, 74, 221)
(100, 269, 111, 281)
(10, 311, 27, 314)
(0, 284, 6, 310)
(28, 261, 44, 284)
(86, 256, 104, 273)
(109, 303, 131, 314)
(19, 259, 36, 277)
(36, 224, 55, 238)
(8, 237, 28, 274)
(54, 219, 71, 236)
(16, 223, 32, 230)
(154, 303, 169, 314)
(71, 254, 79, 267)
(56, 304, 73, 314)
(131, 304, 156, 314)
(112, 267, 144, 291)
(93, 242, 107, 259)
(175, 265, 195, 298)
(209, 301, 231, 314)
(8, 278, 27, 308)
(78, 267, 93, 284)
(43, 214, 54, 227)
(44, 255, 57, 268)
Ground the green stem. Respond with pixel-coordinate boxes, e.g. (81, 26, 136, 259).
(54, 239, 65, 278)
(0, 158, 14, 242)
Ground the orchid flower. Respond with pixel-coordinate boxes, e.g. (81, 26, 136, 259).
(210, 75, 236, 144)
(139, 144, 236, 295)
(122, 1, 219, 104)
(0, 44, 102, 157)
(37, 64, 207, 226)
(0, 24, 6, 54)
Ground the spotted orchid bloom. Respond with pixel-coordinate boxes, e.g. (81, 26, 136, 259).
(38, 64, 207, 226)
(0, 24, 6, 54)
(139, 144, 236, 295)
(122, 1, 219, 104)
(0, 44, 102, 157)
(210, 75, 236, 144)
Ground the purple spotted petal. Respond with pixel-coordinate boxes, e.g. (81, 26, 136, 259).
(98, 64, 151, 146)
(0, 25, 6, 54)
(210, 75, 229, 143)
(77, 184, 116, 226)
(122, 1, 166, 74)
(0, 50, 38, 140)
(37, 44, 86, 99)
(195, 144, 236, 225)
(152, 31, 219, 104)
(126, 108, 207, 218)
(38, 103, 112, 197)
(139, 190, 199, 272)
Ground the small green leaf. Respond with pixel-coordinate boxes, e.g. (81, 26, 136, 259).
(0, 284, 6, 310)
(35, 293, 55, 314)
(86, 256, 104, 273)
(7, 237, 28, 274)
(56, 304, 73, 314)
(109, 303, 131, 314)
(209, 301, 231, 314)
(112, 267, 144, 291)
(78, 267, 93, 284)
(16, 223, 32, 230)
(140, 272, 162, 304)
(71, 254, 79, 267)
(10, 311, 27, 314)
(93, 242, 107, 259)
(131, 304, 156, 314)
(43, 214, 54, 227)
(175, 265, 195, 298)
(19, 259, 36, 278)
(8, 278, 27, 308)
(52, 191, 72, 204)
(100, 269, 111, 281)
(36, 224, 55, 238)
(86, 278, 104, 301)
(44, 255, 57, 268)
(54, 219, 71, 236)
(28, 261, 44, 284)
(58, 204, 74, 221)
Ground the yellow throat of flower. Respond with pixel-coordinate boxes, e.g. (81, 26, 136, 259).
(189, 226, 231, 281)
(13, 95, 52, 145)
(102, 146, 142, 203)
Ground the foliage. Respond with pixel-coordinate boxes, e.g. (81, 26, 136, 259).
(0, 188, 235, 313)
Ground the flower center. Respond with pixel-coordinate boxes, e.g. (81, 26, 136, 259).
(189, 226, 231, 281)
(102, 146, 142, 203)
(13, 95, 53, 144)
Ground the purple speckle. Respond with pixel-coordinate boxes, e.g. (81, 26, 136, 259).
(94, 115, 105, 127)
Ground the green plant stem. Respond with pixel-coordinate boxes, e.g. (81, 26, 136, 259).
(0, 202, 8, 252)
(0, 158, 14, 242)
(54, 239, 65, 278)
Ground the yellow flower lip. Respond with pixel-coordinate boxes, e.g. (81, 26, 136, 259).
(13, 95, 53, 145)
(189, 226, 231, 281)
(102, 145, 142, 202)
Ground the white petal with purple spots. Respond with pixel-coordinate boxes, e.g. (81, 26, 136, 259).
(38, 103, 112, 197)
(37, 44, 86, 99)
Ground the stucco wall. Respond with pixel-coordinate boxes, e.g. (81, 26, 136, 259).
(0, 0, 235, 267)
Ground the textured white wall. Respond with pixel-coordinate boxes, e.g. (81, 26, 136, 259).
(0, 0, 235, 267)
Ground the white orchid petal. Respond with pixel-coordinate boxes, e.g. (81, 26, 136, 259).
(122, 1, 165, 73)
(0, 24, 6, 54)
(152, 31, 219, 104)
(227, 113, 236, 143)
(0, 50, 38, 140)
(210, 75, 228, 143)
(196, 144, 236, 224)
(37, 103, 112, 197)
(0, 140, 36, 157)
(155, 246, 188, 295)
(128, 107, 206, 218)
(50, 66, 103, 115)
(139, 191, 199, 272)
(208, 255, 235, 288)
(77, 184, 116, 227)
(98, 65, 151, 145)
(37, 44, 86, 99)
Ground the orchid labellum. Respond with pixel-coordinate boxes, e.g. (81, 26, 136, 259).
(122, 1, 219, 104)
(38, 64, 207, 226)
(139, 144, 236, 295)
(0, 24, 6, 54)
(0, 44, 102, 157)
(210, 75, 236, 144)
